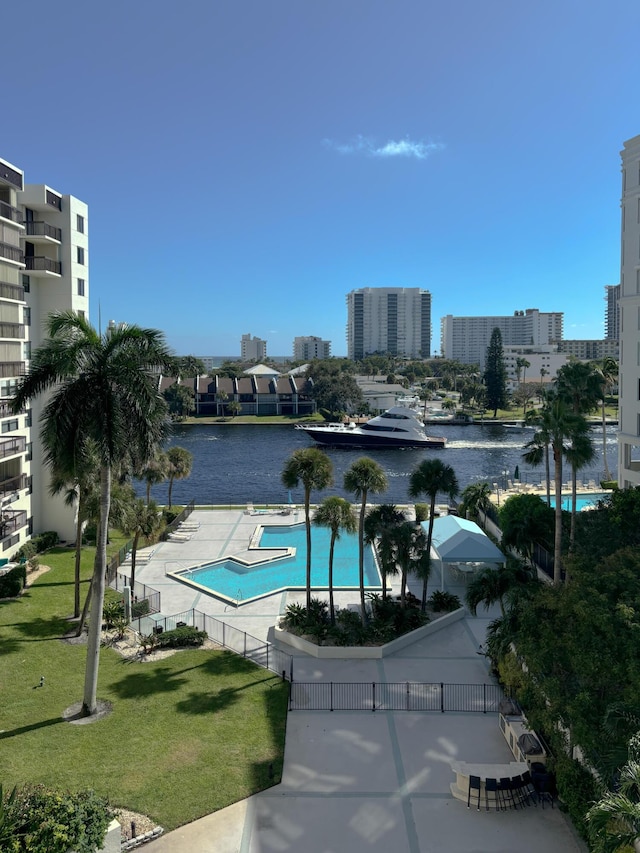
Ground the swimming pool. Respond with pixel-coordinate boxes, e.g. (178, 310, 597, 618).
(170, 523, 381, 604)
(549, 492, 610, 512)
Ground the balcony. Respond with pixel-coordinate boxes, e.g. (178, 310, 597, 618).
(0, 474, 27, 498)
(24, 256, 61, 275)
(0, 400, 23, 418)
(0, 242, 24, 265)
(0, 509, 27, 539)
(0, 200, 23, 225)
(0, 438, 26, 460)
(0, 282, 24, 302)
(0, 323, 24, 340)
(24, 221, 61, 242)
(0, 363, 25, 378)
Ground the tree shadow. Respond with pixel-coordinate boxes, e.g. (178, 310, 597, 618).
(175, 688, 241, 715)
(7, 614, 69, 640)
(0, 715, 66, 740)
(250, 678, 289, 792)
(109, 665, 189, 699)
(0, 634, 22, 655)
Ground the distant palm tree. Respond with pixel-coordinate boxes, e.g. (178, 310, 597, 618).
(465, 565, 537, 618)
(122, 498, 163, 591)
(565, 429, 596, 553)
(12, 312, 173, 717)
(344, 458, 388, 624)
(141, 451, 168, 505)
(391, 521, 429, 609)
(594, 356, 618, 481)
(282, 448, 333, 610)
(313, 497, 357, 624)
(524, 403, 553, 505)
(166, 446, 193, 507)
(460, 482, 492, 520)
(364, 504, 405, 600)
(409, 459, 459, 612)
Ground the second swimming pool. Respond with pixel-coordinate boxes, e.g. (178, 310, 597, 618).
(172, 523, 382, 604)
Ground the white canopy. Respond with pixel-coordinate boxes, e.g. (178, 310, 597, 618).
(421, 515, 505, 590)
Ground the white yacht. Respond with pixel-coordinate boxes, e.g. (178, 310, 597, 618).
(295, 407, 447, 449)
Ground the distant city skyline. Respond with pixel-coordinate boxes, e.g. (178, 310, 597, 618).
(2, 1, 638, 356)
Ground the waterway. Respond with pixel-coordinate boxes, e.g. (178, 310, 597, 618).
(142, 421, 618, 507)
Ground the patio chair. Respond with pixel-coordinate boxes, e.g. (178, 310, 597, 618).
(467, 775, 481, 810)
(498, 777, 517, 809)
(244, 502, 254, 514)
(484, 777, 499, 811)
(168, 532, 192, 542)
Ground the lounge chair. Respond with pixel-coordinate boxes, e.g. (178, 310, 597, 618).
(168, 532, 192, 542)
(244, 502, 254, 515)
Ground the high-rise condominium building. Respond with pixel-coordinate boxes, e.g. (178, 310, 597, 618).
(240, 333, 267, 362)
(293, 336, 331, 361)
(440, 308, 564, 369)
(605, 284, 621, 341)
(346, 287, 432, 361)
(618, 136, 640, 487)
(0, 156, 88, 550)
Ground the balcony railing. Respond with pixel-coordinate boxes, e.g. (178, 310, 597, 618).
(0, 323, 24, 340)
(0, 438, 26, 460)
(0, 281, 25, 301)
(0, 242, 24, 264)
(25, 221, 62, 242)
(0, 400, 23, 418)
(0, 200, 23, 224)
(0, 474, 27, 498)
(0, 363, 25, 378)
(0, 509, 27, 539)
(24, 256, 61, 275)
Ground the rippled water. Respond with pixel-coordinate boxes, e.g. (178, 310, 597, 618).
(141, 422, 618, 507)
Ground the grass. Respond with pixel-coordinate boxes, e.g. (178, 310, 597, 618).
(0, 544, 289, 830)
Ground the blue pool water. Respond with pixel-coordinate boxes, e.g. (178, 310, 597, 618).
(549, 492, 609, 512)
(180, 524, 381, 603)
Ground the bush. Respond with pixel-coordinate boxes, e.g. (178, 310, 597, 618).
(414, 503, 429, 523)
(132, 598, 150, 618)
(428, 590, 462, 612)
(154, 625, 206, 648)
(600, 480, 617, 490)
(15, 541, 36, 561)
(0, 564, 26, 598)
(14, 532, 59, 561)
(163, 508, 179, 524)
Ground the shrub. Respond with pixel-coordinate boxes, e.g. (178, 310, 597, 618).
(140, 633, 159, 654)
(15, 541, 36, 561)
(600, 480, 617, 490)
(163, 508, 179, 524)
(414, 503, 429, 523)
(155, 625, 206, 648)
(330, 610, 370, 646)
(0, 565, 26, 598)
(14, 532, 58, 561)
(428, 590, 462, 612)
(102, 599, 123, 628)
(132, 598, 150, 618)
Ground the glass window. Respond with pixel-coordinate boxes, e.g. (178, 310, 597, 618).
(76, 214, 85, 234)
(77, 278, 85, 296)
(77, 246, 85, 265)
(23, 307, 30, 326)
(21, 274, 30, 293)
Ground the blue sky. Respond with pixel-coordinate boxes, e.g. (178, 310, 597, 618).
(4, 0, 639, 357)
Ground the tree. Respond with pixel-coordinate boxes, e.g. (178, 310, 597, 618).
(465, 565, 537, 618)
(140, 450, 169, 504)
(483, 328, 508, 417)
(122, 497, 162, 590)
(166, 446, 193, 507)
(524, 403, 553, 505)
(593, 356, 618, 481)
(12, 311, 173, 717)
(391, 521, 429, 610)
(282, 448, 333, 610)
(459, 481, 492, 520)
(313, 497, 357, 624)
(176, 355, 206, 377)
(163, 382, 195, 419)
(498, 493, 554, 561)
(565, 429, 596, 552)
(364, 504, 406, 600)
(408, 459, 459, 612)
(587, 732, 640, 853)
(309, 373, 364, 418)
(227, 400, 242, 417)
(515, 357, 530, 386)
(344, 457, 388, 623)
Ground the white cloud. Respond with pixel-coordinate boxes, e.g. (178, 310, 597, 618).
(323, 135, 444, 160)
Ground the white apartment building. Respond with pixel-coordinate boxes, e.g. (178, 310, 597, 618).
(502, 345, 569, 390)
(605, 283, 621, 340)
(618, 135, 640, 487)
(440, 308, 564, 369)
(240, 333, 267, 362)
(0, 156, 88, 550)
(556, 339, 619, 361)
(293, 336, 331, 361)
(346, 287, 432, 361)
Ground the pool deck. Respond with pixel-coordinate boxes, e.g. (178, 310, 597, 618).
(134, 509, 586, 853)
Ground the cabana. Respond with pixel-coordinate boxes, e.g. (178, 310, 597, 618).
(420, 515, 505, 590)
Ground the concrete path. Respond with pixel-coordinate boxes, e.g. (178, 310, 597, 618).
(136, 510, 586, 853)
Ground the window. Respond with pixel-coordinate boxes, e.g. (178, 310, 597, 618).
(76, 214, 84, 234)
(26, 442, 32, 461)
(77, 277, 85, 296)
(0, 379, 17, 398)
(23, 307, 30, 326)
(21, 274, 30, 293)
(1, 419, 18, 433)
(77, 246, 85, 265)
(23, 342, 31, 361)
(25, 409, 32, 427)
(77, 310, 85, 321)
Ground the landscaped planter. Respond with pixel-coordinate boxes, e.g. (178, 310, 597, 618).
(274, 607, 465, 659)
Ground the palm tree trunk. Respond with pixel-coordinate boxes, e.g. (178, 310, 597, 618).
(601, 398, 611, 481)
(359, 493, 367, 625)
(328, 533, 336, 626)
(82, 464, 111, 716)
(168, 475, 174, 508)
(569, 466, 578, 555)
(130, 530, 140, 591)
(545, 445, 551, 506)
(400, 566, 407, 608)
(553, 449, 563, 585)
(304, 488, 312, 611)
(75, 583, 92, 637)
(73, 501, 83, 619)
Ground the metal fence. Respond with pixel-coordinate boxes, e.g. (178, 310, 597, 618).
(129, 606, 294, 681)
(160, 499, 195, 540)
(289, 681, 507, 713)
(111, 572, 161, 615)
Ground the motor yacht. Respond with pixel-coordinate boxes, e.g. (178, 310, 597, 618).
(295, 407, 446, 449)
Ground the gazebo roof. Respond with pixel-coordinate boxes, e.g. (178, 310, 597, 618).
(422, 515, 505, 564)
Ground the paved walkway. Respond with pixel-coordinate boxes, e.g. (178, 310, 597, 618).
(133, 510, 586, 853)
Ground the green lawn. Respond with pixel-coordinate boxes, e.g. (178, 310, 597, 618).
(0, 546, 289, 830)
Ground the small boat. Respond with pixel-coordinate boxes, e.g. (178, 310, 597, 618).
(295, 407, 446, 449)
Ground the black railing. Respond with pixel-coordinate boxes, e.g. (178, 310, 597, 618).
(0, 242, 23, 264)
(24, 256, 61, 275)
(0, 510, 27, 539)
(0, 474, 26, 496)
(25, 221, 62, 241)
(0, 282, 24, 301)
(0, 437, 25, 459)
(0, 200, 23, 224)
(111, 573, 161, 615)
(289, 681, 507, 712)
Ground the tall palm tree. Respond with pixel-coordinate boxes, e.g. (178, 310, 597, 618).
(364, 504, 405, 600)
(594, 356, 618, 481)
(465, 565, 537, 618)
(122, 497, 163, 591)
(524, 404, 553, 505)
(313, 496, 357, 624)
(282, 448, 333, 610)
(459, 481, 492, 520)
(587, 732, 640, 853)
(391, 521, 428, 609)
(141, 450, 168, 505)
(12, 312, 173, 717)
(344, 457, 387, 624)
(565, 429, 596, 553)
(408, 459, 459, 612)
(166, 446, 193, 507)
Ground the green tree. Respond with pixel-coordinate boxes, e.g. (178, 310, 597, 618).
(12, 311, 173, 717)
(465, 565, 537, 618)
(166, 446, 193, 507)
(515, 357, 531, 386)
(499, 493, 554, 561)
(140, 450, 169, 504)
(344, 457, 388, 623)
(408, 459, 459, 612)
(309, 373, 364, 418)
(593, 356, 618, 481)
(459, 481, 492, 520)
(164, 382, 195, 419)
(122, 497, 162, 590)
(483, 327, 508, 417)
(313, 496, 357, 624)
(587, 731, 640, 853)
(176, 355, 206, 377)
(364, 504, 405, 601)
(227, 400, 242, 417)
(391, 521, 429, 610)
(282, 448, 333, 610)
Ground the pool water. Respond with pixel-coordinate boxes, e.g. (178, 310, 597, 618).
(549, 492, 610, 512)
(178, 524, 381, 603)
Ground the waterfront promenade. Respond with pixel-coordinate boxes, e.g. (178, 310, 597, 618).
(135, 510, 586, 853)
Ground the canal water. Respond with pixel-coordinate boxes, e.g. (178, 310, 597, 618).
(142, 422, 618, 507)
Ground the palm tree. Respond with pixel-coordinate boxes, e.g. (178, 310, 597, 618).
(122, 498, 163, 591)
(282, 448, 333, 610)
(313, 497, 357, 624)
(465, 565, 536, 618)
(391, 521, 428, 609)
(166, 446, 193, 507)
(565, 428, 596, 552)
(594, 356, 618, 481)
(364, 504, 405, 600)
(524, 403, 553, 505)
(141, 451, 168, 505)
(344, 457, 387, 624)
(12, 311, 173, 717)
(587, 732, 640, 853)
(459, 481, 492, 520)
(408, 459, 459, 612)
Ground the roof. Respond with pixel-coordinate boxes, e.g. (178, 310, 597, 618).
(243, 364, 280, 377)
(423, 515, 505, 563)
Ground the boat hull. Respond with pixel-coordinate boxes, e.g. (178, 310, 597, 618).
(298, 427, 446, 449)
